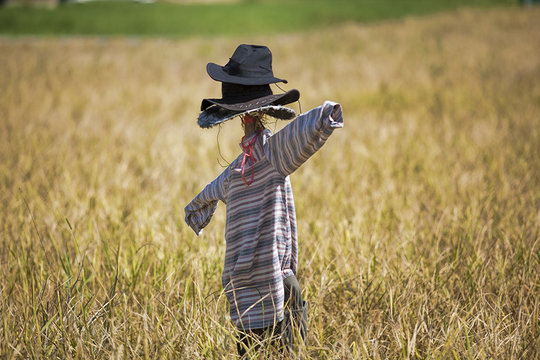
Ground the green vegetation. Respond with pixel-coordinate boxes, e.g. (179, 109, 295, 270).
(0, 0, 516, 36)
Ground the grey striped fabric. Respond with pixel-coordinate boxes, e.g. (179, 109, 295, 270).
(185, 101, 343, 329)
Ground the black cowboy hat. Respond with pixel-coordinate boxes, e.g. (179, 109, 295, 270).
(198, 44, 300, 128)
(201, 83, 300, 112)
(206, 44, 287, 85)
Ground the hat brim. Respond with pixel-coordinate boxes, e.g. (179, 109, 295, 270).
(198, 105, 297, 129)
(206, 63, 288, 85)
(201, 88, 300, 112)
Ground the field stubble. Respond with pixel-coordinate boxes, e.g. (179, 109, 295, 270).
(1, 7, 539, 359)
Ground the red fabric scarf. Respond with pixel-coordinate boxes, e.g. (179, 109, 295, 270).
(240, 131, 261, 186)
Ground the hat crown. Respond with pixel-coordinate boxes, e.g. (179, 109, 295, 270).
(223, 45, 274, 79)
(221, 83, 273, 102)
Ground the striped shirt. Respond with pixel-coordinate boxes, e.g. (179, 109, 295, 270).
(185, 101, 344, 329)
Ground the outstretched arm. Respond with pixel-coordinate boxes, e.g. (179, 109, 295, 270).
(266, 101, 344, 176)
(184, 166, 230, 235)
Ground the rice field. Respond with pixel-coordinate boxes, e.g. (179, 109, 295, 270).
(1, 6, 539, 359)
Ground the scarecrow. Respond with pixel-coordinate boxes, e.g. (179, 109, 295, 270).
(185, 44, 344, 356)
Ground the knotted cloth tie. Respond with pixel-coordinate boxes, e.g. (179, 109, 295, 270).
(240, 131, 261, 186)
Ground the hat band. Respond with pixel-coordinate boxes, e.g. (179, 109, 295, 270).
(223, 59, 273, 78)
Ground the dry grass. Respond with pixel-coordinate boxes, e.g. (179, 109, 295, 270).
(1, 7, 539, 359)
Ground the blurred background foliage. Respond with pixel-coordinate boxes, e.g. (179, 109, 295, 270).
(0, 0, 520, 36)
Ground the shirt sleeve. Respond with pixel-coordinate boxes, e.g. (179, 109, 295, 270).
(265, 101, 344, 177)
(184, 166, 230, 235)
